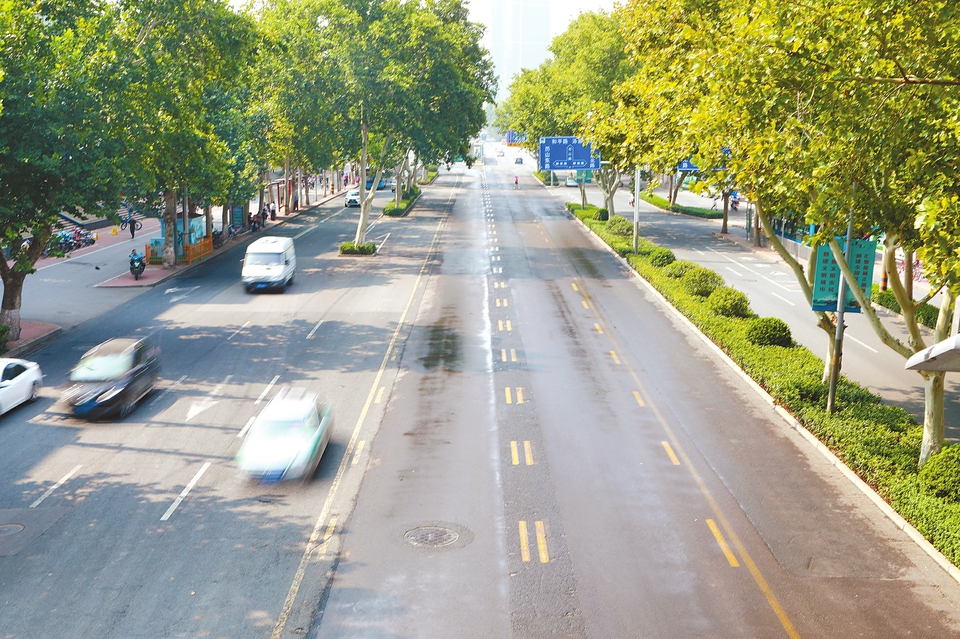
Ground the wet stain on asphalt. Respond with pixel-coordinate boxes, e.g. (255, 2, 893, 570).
(419, 321, 462, 372)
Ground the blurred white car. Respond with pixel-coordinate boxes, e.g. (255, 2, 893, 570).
(236, 387, 332, 483)
(344, 190, 361, 207)
(0, 358, 42, 415)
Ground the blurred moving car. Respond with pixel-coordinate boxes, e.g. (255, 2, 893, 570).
(0, 358, 42, 415)
(236, 387, 332, 483)
(61, 337, 160, 419)
(514, 157, 523, 164)
(344, 189, 361, 207)
(565, 176, 579, 187)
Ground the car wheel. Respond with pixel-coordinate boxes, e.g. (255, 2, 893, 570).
(28, 381, 40, 402)
(118, 399, 137, 419)
(287, 273, 294, 286)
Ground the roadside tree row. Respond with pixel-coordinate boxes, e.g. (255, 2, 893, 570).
(0, 0, 494, 340)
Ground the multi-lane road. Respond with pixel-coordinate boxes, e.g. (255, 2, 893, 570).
(1, 157, 960, 638)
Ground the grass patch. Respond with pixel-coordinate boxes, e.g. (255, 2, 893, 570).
(339, 241, 377, 255)
(383, 185, 421, 217)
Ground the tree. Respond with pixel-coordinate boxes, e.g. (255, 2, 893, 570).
(0, 0, 125, 340)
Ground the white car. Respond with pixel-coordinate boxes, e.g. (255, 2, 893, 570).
(0, 358, 42, 415)
(236, 387, 332, 483)
(344, 190, 361, 207)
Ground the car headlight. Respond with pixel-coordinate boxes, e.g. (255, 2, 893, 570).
(97, 385, 125, 403)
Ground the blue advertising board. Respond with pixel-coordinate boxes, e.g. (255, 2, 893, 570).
(539, 136, 602, 171)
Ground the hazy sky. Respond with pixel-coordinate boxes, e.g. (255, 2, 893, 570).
(468, 0, 616, 43)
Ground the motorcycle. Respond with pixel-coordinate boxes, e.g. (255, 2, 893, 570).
(130, 254, 146, 280)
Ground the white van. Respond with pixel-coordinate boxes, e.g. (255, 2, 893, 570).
(242, 236, 296, 293)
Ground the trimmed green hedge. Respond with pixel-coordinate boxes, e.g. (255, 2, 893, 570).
(567, 200, 960, 568)
(872, 284, 940, 329)
(384, 185, 421, 216)
(640, 192, 724, 219)
(339, 241, 377, 255)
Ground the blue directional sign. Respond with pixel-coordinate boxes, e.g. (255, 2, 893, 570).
(677, 158, 699, 172)
(539, 136, 602, 171)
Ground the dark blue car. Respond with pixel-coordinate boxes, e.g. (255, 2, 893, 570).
(61, 337, 160, 420)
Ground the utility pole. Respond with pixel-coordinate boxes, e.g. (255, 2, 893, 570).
(633, 166, 641, 254)
(827, 200, 856, 413)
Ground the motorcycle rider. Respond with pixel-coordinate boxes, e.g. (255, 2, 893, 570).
(129, 248, 146, 278)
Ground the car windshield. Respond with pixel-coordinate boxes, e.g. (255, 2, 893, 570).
(246, 253, 281, 266)
(70, 353, 133, 382)
(348, 190, 359, 197)
(256, 418, 311, 436)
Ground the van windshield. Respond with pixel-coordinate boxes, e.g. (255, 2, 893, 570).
(247, 253, 282, 266)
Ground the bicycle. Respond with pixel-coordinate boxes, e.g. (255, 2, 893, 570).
(120, 218, 143, 232)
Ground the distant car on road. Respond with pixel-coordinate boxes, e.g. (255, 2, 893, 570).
(384, 176, 397, 192)
(235, 387, 332, 483)
(0, 358, 42, 415)
(514, 157, 523, 164)
(565, 176, 579, 187)
(344, 190, 361, 207)
(61, 337, 160, 419)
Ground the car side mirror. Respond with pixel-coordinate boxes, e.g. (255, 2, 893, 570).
(285, 259, 290, 265)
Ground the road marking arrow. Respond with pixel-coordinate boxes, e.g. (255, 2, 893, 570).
(164, 286, 200, 295)
(186, 397, 218, 421)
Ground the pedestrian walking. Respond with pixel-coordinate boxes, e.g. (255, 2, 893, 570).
(128, 212, 136, 238)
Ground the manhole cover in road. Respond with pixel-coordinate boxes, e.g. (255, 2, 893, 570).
(404, 526, 459, 548)
(0, 524, 25, 538)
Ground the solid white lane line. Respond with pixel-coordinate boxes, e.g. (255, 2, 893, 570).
(237, 416, 256, 438)
(255, 375, 281, 404)
(376, 232, 391, 252)
(30, 465, 83, 508)
(227, 321, 250, 341)
(306, 320, 324, 339)
(294, 226, 315, 240)
(726, 266, 743, 277)
(846, 334, 879, 353)
(770, 292, 796, 306)
(160, 462, 211, 521)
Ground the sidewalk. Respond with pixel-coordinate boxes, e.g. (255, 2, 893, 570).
(98, 188, 349, 289)
(5, 188, 349, 354)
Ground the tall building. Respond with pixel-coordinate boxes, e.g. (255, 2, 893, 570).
(482, 0, 553, 103)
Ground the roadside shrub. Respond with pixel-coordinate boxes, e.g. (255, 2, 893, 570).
(746, 317, 793, 347)
(919, 446, 960, 502)
(649, 247, 676, 267)
(340, 241, 377, 255)
(709, 286, 752, 318)
(606, 215, 633, 237)
(664, 260, 698, 278)
(593, 207, 609, 221)
(682, 266, 723, 296)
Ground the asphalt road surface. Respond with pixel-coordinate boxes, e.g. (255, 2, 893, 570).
(1, 161, 960, 638)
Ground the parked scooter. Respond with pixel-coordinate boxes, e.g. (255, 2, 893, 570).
(129, 251, 146, 280)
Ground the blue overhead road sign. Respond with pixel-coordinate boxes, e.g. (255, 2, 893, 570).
(539, 137, 602, 171)
(677, 158, 699, 172)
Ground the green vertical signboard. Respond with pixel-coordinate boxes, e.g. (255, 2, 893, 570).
(811, 240, 877, 312)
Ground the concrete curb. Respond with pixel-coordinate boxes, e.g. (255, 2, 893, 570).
(568, 210, 960, 587)
(6, 326, 63, 358)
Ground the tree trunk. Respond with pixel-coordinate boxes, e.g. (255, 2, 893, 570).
(595, 165, 619, 216)
(162, 189, 177, 269)
(284, 156, 291, 214)
(721, 192, 729, 234)
(920, 371, 946, 466)
(0, 270, 27, 342)
(205, 205, 212, 239)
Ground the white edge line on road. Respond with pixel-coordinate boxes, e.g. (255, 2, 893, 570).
(160, 462, 211, 521)
(255, 375, 281, 405)
(29, 464, 83, 508)
(572, 213, 960, 588)
(237, 416, 256, 438)
(770, 292, 796, 307)
(376, 232, 392, 253)
(725, 266, 743, 277)
(306, 320, 324, 340)
(294, 226, 315, 240)
(227, 321, 250, 341)
(846, 333, 879, 353)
